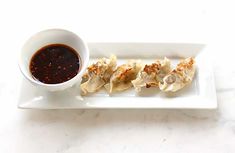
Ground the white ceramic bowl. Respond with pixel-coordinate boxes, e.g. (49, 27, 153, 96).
(19, 29, 89, 91)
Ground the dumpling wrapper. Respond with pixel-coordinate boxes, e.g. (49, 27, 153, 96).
(132, 57, 171, 92)
(159, 57, 196, 92)
(80, 55, 117, 95)
(105, 60, 142, 93)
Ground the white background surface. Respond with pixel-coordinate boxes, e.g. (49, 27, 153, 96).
(0, 0, 235, 152)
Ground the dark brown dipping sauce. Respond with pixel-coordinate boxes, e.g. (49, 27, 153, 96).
(30, 44, 80, 84)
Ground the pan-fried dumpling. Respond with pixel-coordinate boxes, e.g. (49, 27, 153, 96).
(155, 57, 172, 84)
(132, 57, 171, 92)
(159, 57, 196, 92)
(80, 55, 117, 95)
(105, 60, 142, 93)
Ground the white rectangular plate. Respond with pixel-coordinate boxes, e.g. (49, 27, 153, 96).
(18, 43, 217, 109)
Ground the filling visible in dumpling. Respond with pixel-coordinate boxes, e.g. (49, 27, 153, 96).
(132, 57, 171, 92)
(105, 60, 142, 93)
(80, 55, 117, 95)
(159, 57, 196, 92)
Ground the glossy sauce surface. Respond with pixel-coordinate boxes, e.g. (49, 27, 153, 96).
(30, 44, 80, 84)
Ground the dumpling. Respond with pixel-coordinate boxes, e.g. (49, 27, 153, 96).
(159, 57, 196, 92)
(105, 60, 142, 93)
(80, 55, 117, 95)
(132, 57, 171, 92)
(155, 57, 172, 84)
